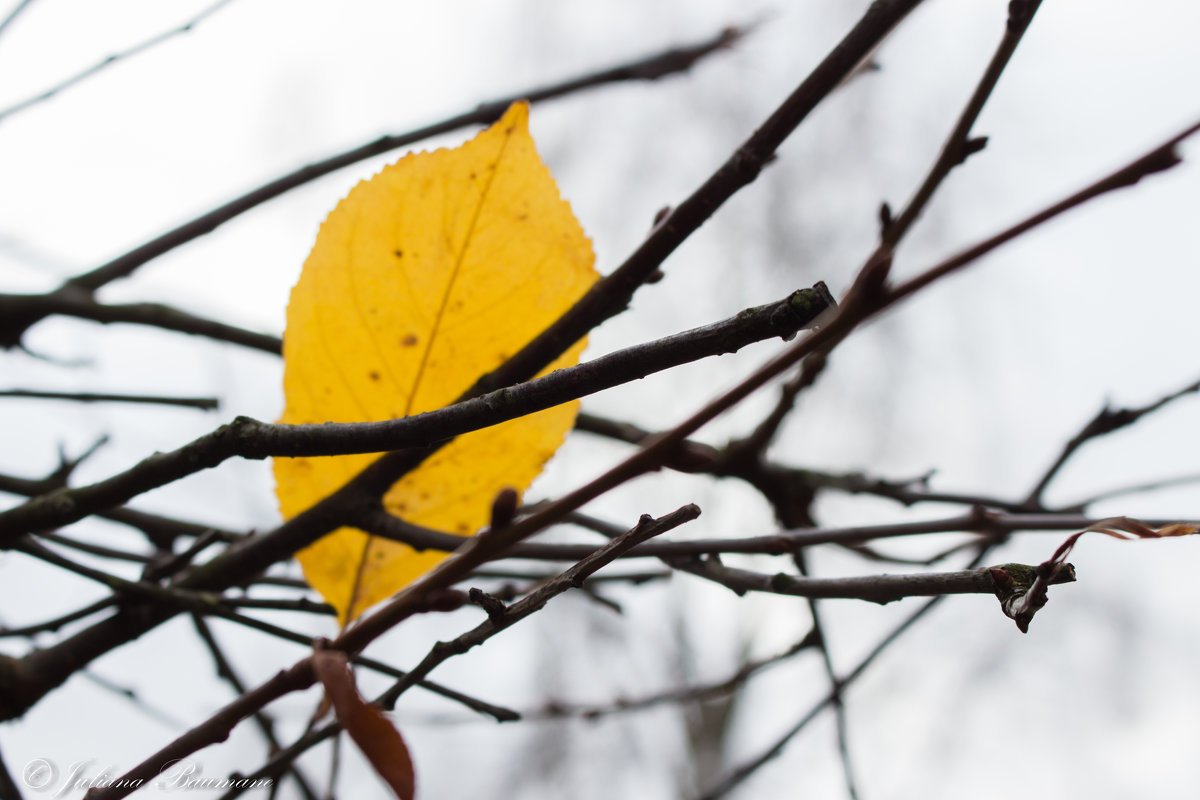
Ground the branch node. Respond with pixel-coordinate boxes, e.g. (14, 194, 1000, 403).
(877, 201, 893, 238)
(468, 588, 509, 625)
(988, 561, 1076, 632)
(489, 487, 520, 532)
(959, 135, 989, 165)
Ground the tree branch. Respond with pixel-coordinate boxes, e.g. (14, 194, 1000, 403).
(0, 388, 218, 410)
(0, 284, 832, 542)
(0, 288, 282, 353)
(81, 507, 699, 800)
(8, 15, 1193, 734)
(189, 615, 320, 800)
(521, 630, 818, 721)
(879, 0, 1043, 247)
(697, 591, 945, 800)
(47, 25, 746, 296)
(673, 558, 1075, 605)
(1023, 373, 1200, 507)
(0, 0, 35, 42)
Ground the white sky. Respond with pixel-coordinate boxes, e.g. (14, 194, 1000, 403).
(1, 1, 1199, 798)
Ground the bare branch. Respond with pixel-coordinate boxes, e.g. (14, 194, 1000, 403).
(0, 388, 218, 410)
(190, 615, 320, 800)
(81, 507, 699, 800)
(359, 506, 1195, 562)
(522, 630, 818, 721)
(0, 466, 240, 550)
(887, 119, 1200, 307)
(880, 0, 1044, 247)
(0, 0, 35, 42)
(791, 551, 859, 800)
(1059, 471, 1200, 513)
(0, 598, 114, 638)
(194, 606, 519, 723)
(51, 25, 748, 297)
(0, 285, 832, 542)
(697, 592, 945, 800)
(0, 289, 281, 353)
(1023, 374, 1200, 507)
(482, 0, 926, 392)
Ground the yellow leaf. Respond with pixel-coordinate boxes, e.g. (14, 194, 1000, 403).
(274, 102, 597, 623)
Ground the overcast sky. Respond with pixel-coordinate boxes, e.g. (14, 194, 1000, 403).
(2, 1, 1199, 798)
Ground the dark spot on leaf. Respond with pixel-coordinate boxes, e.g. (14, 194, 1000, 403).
(516, 213, 528, 221)
(393, 249, 403, 258)
(456, 522, 470, 534)
(395, 502, 408, 512)
(401, 334, 418, 347)
(469, 172, 477, 180)
(368, 370, 381, 381)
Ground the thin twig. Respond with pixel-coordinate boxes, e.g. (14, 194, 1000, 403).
(1023, 374, 1200, 507)
(879, 0, 1043, 247)
(191, 606, 518, 722)
(575, 413, 723, 472)
(461, 1, 923, 401)
(79, 669, 186, 729)
(0, 0, 236, 122)
(697, 544, 1008, 799)
(793, 551, 860, 800)
(0, 597, 115, 637)
(518, 630, 818, 722)
(33, 530, 154, 563)
(0, 388, 218, 410)
(0, 0, 36, 43)
(886, 120, 1200, 308)
(82, 507, 699, 800)
(468, 566, 670, 585)
(697, 592, 945, 800)
(734, 352, 829, 455)
(215, 514, 699, 798)
(0, 289, 282, 353)
(360, 501, 1195, 562)
(1058, 471, 1200, 513)
(672, 558, 1075, 603)
(190, 615, 320, 800)
(380, 509, 700, 704)
(0, 466, 241, 549)
(1, 537, 516, 722)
